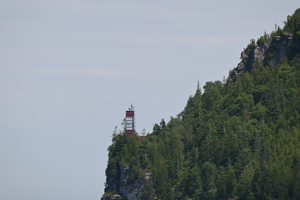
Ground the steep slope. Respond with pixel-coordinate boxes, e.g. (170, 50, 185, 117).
(229, 32, 293, 80)
(229, 9, 300, 81)
(102, 8, 300, 200)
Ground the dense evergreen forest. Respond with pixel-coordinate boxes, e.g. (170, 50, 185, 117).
(104, 8, 300, 200)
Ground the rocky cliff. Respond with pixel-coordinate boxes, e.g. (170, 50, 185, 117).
(101, 164, 155, 200)
(229, 31, 299, 81)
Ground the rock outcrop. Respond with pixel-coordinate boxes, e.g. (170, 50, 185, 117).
(101, 165, 155, 200)
(101, 194, 123, 200)
(229, 32, 295, 81)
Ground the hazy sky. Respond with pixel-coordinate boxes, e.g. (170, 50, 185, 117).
(1, 1, 299, 199)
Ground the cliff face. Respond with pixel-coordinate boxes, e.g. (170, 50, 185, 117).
(229, 32, 296, 81)
(101, 164, 154, 200)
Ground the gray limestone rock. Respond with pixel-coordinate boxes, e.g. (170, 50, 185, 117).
(101, 194, 123, 200)
(229, 32, 294, 81)
(101, 164, 155, 200)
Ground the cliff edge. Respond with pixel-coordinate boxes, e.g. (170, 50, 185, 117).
(228, 31, 299, 81)
(101, 164, 154, 200)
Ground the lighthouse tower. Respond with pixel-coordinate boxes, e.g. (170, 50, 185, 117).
(125, 105, 135, 136)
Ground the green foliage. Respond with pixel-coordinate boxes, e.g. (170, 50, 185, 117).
(283, 8, 300, 34)
(257, 32, 271, 45)
(104, 9, 300, 200)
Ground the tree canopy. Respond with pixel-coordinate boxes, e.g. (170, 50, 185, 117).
(104, 8, 300, 200)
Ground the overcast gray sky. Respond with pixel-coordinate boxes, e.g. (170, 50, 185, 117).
(1, 1, 299, 199)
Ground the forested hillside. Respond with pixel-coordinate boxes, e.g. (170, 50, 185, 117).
(102, 8, 300, 200)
